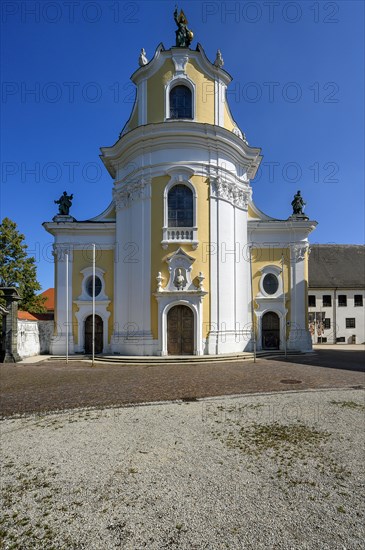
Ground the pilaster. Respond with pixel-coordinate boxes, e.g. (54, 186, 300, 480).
(207, 176, 252, 353)
(50, 244, 74, 354)
(112, 178, 155, 355)
(288, 243, 312, 351)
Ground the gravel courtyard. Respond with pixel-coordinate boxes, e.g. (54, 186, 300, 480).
(1, 388, 364, 549)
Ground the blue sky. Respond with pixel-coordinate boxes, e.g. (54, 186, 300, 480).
(1, 0, 364, 291)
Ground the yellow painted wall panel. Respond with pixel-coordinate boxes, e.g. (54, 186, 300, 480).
(146, 57, 215, 125)
(251, 247, 291, 338)
(185, 59, 215, 124)
(72, 249, 114, 344)
(224, 102, 236, 132)
(128, 104, 139, 131)
(150, 174, 211, 339)
(248, 205, 260, 219)
(147, 59, 174, 124)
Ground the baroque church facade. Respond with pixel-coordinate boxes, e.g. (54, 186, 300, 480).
(44, 14, 317, 356)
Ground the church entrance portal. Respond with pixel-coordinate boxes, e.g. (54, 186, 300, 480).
(84, 315, 103, 354)
(167, 305, 194, 355)
(262, 312, 280, 350)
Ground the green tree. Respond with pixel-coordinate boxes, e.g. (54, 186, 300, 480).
(0, 218, 46, 312)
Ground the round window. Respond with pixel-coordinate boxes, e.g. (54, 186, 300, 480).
(86, 276, 102, 297)
(263, 273, 279, 295)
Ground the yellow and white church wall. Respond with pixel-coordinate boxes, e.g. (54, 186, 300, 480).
(44, 35, 316, 356)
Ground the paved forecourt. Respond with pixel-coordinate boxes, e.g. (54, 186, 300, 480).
(0, 348, 364, 417)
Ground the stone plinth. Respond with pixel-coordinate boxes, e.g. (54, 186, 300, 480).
(0, 287, 22, 363)
(52, 215, 75, 222)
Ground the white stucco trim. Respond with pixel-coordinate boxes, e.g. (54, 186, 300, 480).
(130, 44, 232, 87)
(138, 78, 147, 126)
(214, 78, 226, 127)
(257, 265, 283, 299)
(77, 266, 107, 301)
(74, 303, 111, 353)
(254, 307, 287, 352)
(164, 75, 196, 121)
(100, 121, 262, 181)
(154, 293, 206, 356)
(162, 170, 198, 249)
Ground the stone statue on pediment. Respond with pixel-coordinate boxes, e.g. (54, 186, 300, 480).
(174, 7, 193, 47)
(55, 191, 73, 216)
(291, 190, 306, 216)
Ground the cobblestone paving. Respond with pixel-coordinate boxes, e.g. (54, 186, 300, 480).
(1, 350, 364, 416)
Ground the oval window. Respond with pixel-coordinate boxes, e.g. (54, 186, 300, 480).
(263, 273, 279, 295)
(86, 276, 102, 297)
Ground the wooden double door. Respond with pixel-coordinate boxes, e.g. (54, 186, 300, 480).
(167, 305, 194, 355)
(262, 311, 280, 350)
(84, 315, 103, 354)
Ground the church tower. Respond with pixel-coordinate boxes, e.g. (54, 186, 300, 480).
(44, 10, 317, 356)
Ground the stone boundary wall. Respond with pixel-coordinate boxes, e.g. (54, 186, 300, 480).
(17, 320, 54, 358)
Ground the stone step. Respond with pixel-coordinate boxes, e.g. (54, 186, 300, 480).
(49, 350, 306, 365)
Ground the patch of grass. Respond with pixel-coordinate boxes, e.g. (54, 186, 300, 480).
(223, 422, 330, 455)
(212, 416, 352, 494)
(330, 400, 365, 411)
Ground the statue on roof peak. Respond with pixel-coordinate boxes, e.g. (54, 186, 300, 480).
(291, 190, 307, 216)
(55, 191, 73, 216)
(174, 6, 193, 47)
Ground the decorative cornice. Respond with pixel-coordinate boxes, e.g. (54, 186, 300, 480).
(290, 243, 309, 263)
(52, 244, 73, 262)
(113, 179, 151, 210)
(130, 43, 232, 87)
(100, 122, 262, 181)
(171, 50, 189, 74)
(210, 177, 251, 210)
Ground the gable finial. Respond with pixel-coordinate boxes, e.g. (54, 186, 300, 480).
(214, 49, 224, 68)
(138, 48, 148, 67)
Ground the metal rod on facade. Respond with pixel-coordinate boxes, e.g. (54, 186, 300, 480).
(249, 245, 256, 363)
(92, 244, 95, 366)
(282, 254, 287, 358)
(65, 252, 69, 365)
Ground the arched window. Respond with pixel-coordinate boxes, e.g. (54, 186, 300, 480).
(169, 85, 192, 119)
(168, 185, 193, 227)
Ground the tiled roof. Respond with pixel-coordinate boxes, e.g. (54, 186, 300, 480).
(40, 288, 54, 311)
(309, 245, 365, 289)
(18, 311, 54, 321)
(17, 288, 55, 320)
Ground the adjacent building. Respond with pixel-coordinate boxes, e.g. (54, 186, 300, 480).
(308, 245, 365, 344)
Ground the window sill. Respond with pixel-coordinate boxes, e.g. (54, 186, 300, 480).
(165, 117, 195, 122)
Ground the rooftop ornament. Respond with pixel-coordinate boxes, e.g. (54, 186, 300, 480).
(174, 6, 193, 47)
(214, 50, 224, 68)
(291, 190, 309, 219)
(54, 191, 73, 215)
(138, 48, 148, 66)
(53, 191, 75, 222)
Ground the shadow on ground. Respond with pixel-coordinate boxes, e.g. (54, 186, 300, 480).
(269, 350, 365, 372)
